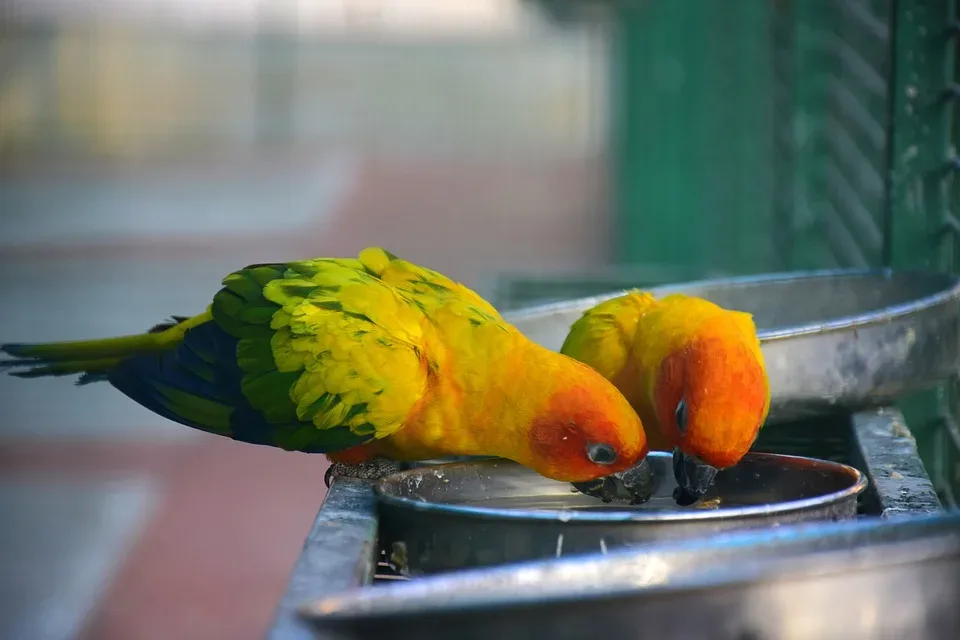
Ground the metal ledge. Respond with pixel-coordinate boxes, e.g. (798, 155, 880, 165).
(850, 408, 943, 518)
(266, 407, 943, 639)
(266, 478, 378, 640)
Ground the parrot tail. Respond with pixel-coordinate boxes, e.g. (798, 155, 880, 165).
(1, 314, 204, 385)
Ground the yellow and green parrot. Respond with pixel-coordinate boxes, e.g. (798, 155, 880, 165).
(1, 248, 649, 492)
(560, 290, 771, 504)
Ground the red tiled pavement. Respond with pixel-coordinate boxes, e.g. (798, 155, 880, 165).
(79, 439, 330, 640)
(0, 436, 330, 640)
(0, 439, 191, 478)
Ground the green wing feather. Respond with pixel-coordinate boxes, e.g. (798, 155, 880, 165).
(212, 255, 430, 452)
(357, 247, 506, 329)
(354, 248, 515, 387)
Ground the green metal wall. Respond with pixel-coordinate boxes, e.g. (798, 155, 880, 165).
(885, 0, 960, 506)
(767, 0, 958, 504)
(608, 0, 956, 278)
(773, 0, 893, 270)
(622, 0, 958, 505)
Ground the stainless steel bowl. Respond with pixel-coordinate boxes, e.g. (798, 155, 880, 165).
(301, 513, 960, 640)
(374, 452, 867, 574)
(505, 269, 960, 423)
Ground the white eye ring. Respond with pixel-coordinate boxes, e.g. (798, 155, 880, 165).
(675, 398, 688, 434)
(586, 442, 618, 465)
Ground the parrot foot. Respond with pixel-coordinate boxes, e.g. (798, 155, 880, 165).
(571, 477, 620, 503)
(671, 448, 719, 506)
(572, 457, 657, 505)
(324, 458, 407, 488)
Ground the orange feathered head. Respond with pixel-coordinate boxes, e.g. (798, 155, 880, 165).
(525, 357, 648, 483)
(651, 313, 770, 499)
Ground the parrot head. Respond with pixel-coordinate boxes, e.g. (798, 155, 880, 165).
(651, 313, 770, 504)
(525, 358, 648, 485)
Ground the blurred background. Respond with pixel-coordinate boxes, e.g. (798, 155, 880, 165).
(0, 1, 956, 639)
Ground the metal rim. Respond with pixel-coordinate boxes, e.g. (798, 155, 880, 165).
(373, 452, 869, 523)
(503, 268, 960, 342)
(301, 515, 960, 622)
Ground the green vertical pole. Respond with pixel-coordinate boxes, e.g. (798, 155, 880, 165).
(610, 0, 774, 276)
(720, 0, 775, 275)
(610, 1, 707, 272)
(784, 1, 836, 271)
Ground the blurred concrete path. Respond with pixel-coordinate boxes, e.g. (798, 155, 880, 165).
(0, 150, 608, 639)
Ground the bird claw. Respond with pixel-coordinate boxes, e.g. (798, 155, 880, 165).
(572, 457, 656, 505)
(672, 485, 701, 507)
(324, 458, 408, 488)
(619, 457, 656, 504)
(671, 448, 719, 506)
(571, 477, 619, 503)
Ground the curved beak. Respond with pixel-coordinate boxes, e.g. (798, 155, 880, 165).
(572, 456, 656, 505)
(672, 448, 719, 506)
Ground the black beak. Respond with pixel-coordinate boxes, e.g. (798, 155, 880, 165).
(572, 457, 656, 505)
(672, 448, 719, 506)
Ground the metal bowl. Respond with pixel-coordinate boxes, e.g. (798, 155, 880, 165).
(301, 513, 960, 640)
(504, 269, 960, 423)
(374, 451, 867, 574)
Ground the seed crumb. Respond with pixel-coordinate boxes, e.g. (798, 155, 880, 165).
(891, 420, 913, 440)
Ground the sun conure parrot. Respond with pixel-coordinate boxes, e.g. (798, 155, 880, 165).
(1, 247, 651, 493)
(560, 290, 770, 504)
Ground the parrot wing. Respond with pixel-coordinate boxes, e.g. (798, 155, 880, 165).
(109, 256, 432, 453)
(357, 247, 503, 321)
(356, 247, 512, 367)
(560, 291, 654, 381)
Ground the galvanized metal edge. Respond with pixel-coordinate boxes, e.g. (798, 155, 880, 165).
(265, 478, 379, 640)
(503, 268, 960, 345)
(268, 408, 944, 639)
(300, 512, 960, 635)
(849, 407, 943, 518)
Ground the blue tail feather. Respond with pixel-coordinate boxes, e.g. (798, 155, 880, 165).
(77, 372, 109, 385)
(109, 321, 277, 444)
(110, 323, 236, 420)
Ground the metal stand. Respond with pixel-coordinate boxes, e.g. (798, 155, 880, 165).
(266, 407, 944, 640)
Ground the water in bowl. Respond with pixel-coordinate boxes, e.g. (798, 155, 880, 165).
(451, 493, 731, 513)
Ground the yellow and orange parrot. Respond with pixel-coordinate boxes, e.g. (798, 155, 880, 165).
(1, 247, 649, 493)
(560, 290, 770, 504)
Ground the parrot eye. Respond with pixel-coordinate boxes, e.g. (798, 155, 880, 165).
(586, 442, 618, 465)
(675, 398, 688, 434)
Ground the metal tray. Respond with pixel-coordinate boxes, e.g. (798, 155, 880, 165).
(300, 512, 960, 640)
(504, 269, 960, 423)
(374, 451, 867, 574)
